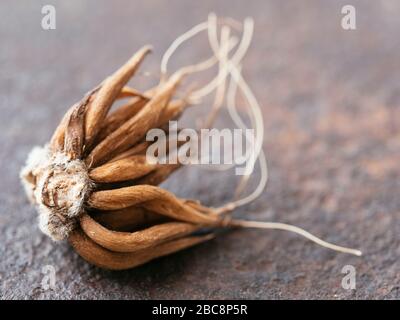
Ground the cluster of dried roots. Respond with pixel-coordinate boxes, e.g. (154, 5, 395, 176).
(20, 15, 361, 270)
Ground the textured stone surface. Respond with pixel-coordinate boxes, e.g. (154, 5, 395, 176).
(1, 0, 399, 299)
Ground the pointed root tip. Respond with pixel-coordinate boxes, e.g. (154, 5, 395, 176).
(141, 45, 153, 53)
(202, 233, 216, 241)
(353, 250, 363, 257)
(244, 17, 254, 24)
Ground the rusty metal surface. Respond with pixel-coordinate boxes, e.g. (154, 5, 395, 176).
(1, 0, 399, 299)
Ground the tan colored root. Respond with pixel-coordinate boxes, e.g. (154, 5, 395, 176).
(133, 163, 181, 186)
(50, 85, 140, 154)
(95, 96, 149, 143)
(103, 99, 187, 163)
(69, 227, 214, 270)
(184, 199, 216, 215)
(91, 124, 187, 183)
(50, 86, 100, 153)
(87, 71, 185, 167)
(64, 100, 88, 160)
(108, 141, 152, 162)
(156, 99, 188, 127)
(94, 86, 160, 145)
(89, 155, 159, 183)
(91, 206, 168, 231)
(88, 185, 219, 225)
(84, 46, 152, 149)
(51, 108, 74, 153)
(118, 86, 149, 99)
(80, 213, 200, 253)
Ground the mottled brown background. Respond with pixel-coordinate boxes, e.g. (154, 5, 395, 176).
(1, 0, 399, 299)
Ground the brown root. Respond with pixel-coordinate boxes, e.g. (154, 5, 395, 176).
(88, 185, 220, 225)
(69, 227, 214, 270)
(84, 46, 152, 149)
(80, 213, 200, 253)
(90, 206, 168, 231)
(89, 155, 159, 183)
(87, 72, 185, 167)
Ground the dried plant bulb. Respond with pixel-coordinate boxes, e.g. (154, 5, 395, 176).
(20, 15, 361, 270)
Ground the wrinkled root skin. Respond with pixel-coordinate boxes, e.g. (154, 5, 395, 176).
(18, 45, 222, 270)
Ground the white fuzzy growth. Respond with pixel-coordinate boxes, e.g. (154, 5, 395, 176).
(20, 146, 91, 241)
(20, 146, 51, 203)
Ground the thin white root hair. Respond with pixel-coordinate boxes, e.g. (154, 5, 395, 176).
(161, 22, 209, 78)
(159, 13, 362, 257)
(204, 25, 231, 128)
(208, 15, 266, 204)
(176, 36, 238, 81)
(232, 219, 362, 256)
(161, 12, 242, 78)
